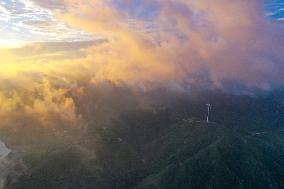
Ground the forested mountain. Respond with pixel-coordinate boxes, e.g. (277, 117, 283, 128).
(3, 88, 284, 189)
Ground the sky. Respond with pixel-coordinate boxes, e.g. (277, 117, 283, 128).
(0, 0, 283, 47)
(0, 0, 284, 85)
(0, 0, 94, 47)
(265, 0, 284, 20)
(0, 0, 284, 87)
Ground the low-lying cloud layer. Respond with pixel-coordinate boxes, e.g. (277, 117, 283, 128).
(1, 0, 284, 145)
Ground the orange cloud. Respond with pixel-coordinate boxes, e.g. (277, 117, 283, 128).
(57, 0, 284, 89)
(1, 0, 284, 144)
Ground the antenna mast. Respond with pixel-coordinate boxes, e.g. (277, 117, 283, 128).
(206, 104, 211, 123)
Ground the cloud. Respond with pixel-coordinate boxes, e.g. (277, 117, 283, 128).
(3, 0, 284, 90)
(0, 74, 83, 147)
(22, 0, 66, 10)
(56, 0, 284, 90)
(0, 0, 94, 46)
(2, 0, 284, 147)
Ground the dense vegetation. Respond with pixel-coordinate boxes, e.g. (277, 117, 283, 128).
(4, 89, 284, 189)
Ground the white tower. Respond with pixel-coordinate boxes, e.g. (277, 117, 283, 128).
(206, 104, 211, 123)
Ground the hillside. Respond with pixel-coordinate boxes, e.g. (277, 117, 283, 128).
(3, 91, 284, 189)
(135, 123, 284, 189)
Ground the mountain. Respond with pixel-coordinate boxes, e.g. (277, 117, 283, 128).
(3, 90, 284, 189)
(135, 123, 284, 189)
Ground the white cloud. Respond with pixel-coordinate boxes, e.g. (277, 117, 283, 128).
(0, 0, 94, 46)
